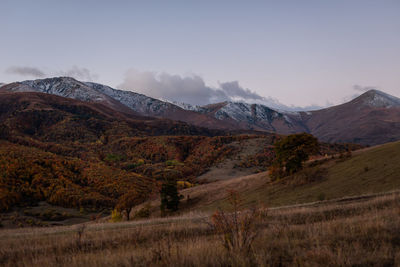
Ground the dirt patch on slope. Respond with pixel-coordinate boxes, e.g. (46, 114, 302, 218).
(196, 138, 272, 181)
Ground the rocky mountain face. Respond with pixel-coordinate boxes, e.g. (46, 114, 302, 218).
(195, 102, 308, 134)
(2, 77, 400, 145)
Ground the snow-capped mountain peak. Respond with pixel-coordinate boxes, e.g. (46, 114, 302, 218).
(1, 77, 188, 117)
(356, 89, 400, 108)
(18, 77, 110, 102)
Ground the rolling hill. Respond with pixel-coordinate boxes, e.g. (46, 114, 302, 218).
(176, 140, 400, 212)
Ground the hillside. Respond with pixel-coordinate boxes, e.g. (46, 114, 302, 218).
(176, 140, 400, 212)
(0, 92, 278, 214)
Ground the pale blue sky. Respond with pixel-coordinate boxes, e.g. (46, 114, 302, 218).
(1, 0, 399, 107)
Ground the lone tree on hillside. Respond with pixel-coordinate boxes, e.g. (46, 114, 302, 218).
(116, 189, 148, 221)
(160, 180, 182, 213)
(154, 168, 184, 214)
(160, 179, 183, 213)
(270, 133, 319, 179)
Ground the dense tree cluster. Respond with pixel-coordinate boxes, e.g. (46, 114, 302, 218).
(269, 133, 319, 180)
(0, 134, 274, 213)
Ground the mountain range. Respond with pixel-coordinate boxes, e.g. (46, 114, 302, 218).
(2, 77, 400, 145)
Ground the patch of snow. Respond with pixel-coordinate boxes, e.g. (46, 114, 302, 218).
(362, 90, 400, 108)
(213, 101, 289, 125)
(162, 99, 201, 111)
(85, 81, 182, 115)
(6, 77, 186, 116)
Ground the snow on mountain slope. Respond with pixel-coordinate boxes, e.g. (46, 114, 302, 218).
(196, 101, 307, 133)
(0, 77, 236, 130)
(1, 77, 186, 117)
(20, 77, 109, 102)
(84, 82, 183, 116)
(170, 101, 201, 112)
(1, 77, 302, 131)
(3, 77, 400, 145)
(213, 102, 279, 122)
(356, 90, 400, 108)
(1, 77, 139, 114)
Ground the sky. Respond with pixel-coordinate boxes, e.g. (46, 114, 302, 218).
(0, 0, 399, 109)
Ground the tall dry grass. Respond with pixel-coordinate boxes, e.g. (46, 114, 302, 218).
(1, 193, 400, 266)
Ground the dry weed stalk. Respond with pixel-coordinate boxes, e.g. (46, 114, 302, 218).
(75, 224, 86, 249)
(210, 190, 263, 255)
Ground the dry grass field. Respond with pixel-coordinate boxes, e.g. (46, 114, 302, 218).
(1, 191, 400, 266)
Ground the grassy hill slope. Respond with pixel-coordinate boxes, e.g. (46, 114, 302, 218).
(180, 140, 400, 211)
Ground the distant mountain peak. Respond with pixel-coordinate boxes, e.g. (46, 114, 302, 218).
(354, 89, 400, 108)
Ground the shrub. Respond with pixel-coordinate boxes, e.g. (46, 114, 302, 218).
(269, 163, 286, 181)
(165, 160, 183, 166)
(134, 205, 151, 219)
(177, 180, 194, 189)
(210, 190, 263, 255)
(105, 153, 125, 162)
(285, 167, 327, 186)
(75, 224, 86, 249)
(109, 209, 122, 222)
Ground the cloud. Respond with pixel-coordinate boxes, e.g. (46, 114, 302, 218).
(57, 66, 98, 81)
(118, 69, 223, 105)
(332, 84, 380, 106)
(6, 66, 45, 77)
(353, 84, 377, 92)
(219, 81, 264, 101)
(118, 69, 296, 109)
(5, 65, 98, 82)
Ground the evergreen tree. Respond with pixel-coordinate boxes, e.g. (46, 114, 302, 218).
(160, 179, 182, 213)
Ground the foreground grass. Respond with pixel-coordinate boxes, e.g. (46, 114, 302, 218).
(1, 192, 400, 266)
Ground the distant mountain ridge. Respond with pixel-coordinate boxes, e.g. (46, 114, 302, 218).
(2, 77, 400, 145)
(1, 77, 236, 130)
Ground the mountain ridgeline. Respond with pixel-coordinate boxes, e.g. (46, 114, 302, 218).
(2, 77, 400, 145)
